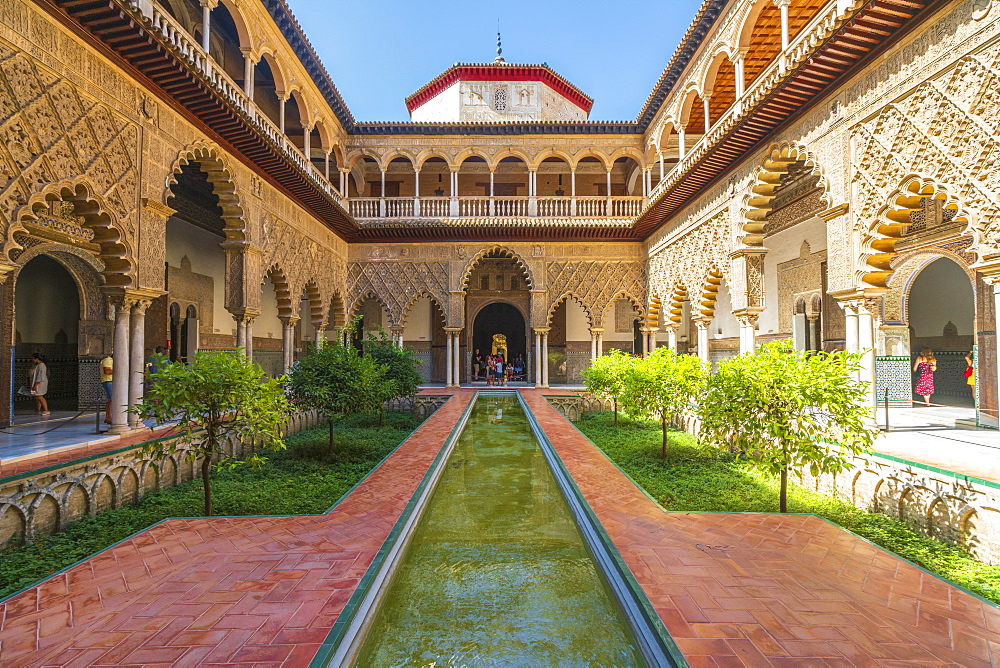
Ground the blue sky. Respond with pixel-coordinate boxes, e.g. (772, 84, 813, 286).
(284, 0, 705, 122)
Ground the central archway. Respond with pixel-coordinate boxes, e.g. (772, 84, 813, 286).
(472, 303, 526, 376)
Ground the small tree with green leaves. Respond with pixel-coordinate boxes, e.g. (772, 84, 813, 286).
(134, 349, 291, 516)
(582, 349, 639, 427)
(621, 348, 707, 457)
(698, 340, 877, 512)
(364, 327, 423, 424)
(286, 336, 390, 455)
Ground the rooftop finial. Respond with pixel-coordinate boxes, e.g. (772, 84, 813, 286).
(495, 21, 505, 63)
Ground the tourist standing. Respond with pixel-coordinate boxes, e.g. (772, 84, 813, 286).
(472, 348, 483, 381)
(965, 349, 976, 403)
(100, 353, 113, 424)
(913, 347, 937, 407)
(496, 356, 505, 387)
(30, 353, 49, 416)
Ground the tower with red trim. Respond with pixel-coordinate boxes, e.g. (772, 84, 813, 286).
(405, 60, 593, 123)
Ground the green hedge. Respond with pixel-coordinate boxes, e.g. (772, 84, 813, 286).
(0, 412, 424, 600)
(575, 411, 1000, 605)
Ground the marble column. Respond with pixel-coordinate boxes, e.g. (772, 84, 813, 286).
(589, 328, 599, 361)
(666, 326, 678, 352)
(695, 319, 711, 365)
(108, 297, 132, 434)
(541, 331, 550, 388)
(639, 327, 650, 357)
(808, 314, 821, 352)
(128, 300, 150, 429)
(534, 329, 543, 387)
(453, 331, 462, 386)
(445, 332, 454, 387)
(842, 301, 860, 379)
(736, 313, 759, 355)
(857, 300, 877, 412)
(280, 316, 299, 373)
(648, 327, 659, 353)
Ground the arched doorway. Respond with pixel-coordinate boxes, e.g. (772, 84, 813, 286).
(473, 303, 526, 378)
(13, 255, 82, 414)
(906, 257, 975, 408)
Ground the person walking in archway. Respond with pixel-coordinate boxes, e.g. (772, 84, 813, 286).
(913, 347, 937, 407)
(31, 353, 49, 416)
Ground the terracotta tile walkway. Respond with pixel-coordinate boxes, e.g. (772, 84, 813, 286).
(0, 391, 474, 667)
(521, 390, 1000, 667)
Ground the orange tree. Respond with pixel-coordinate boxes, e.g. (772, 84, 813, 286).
(697, 340, 877, 512)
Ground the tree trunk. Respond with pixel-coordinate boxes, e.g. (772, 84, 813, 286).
(201, 455, 213, 516)
(613, 399, 618, 427)
(779, 468, 788, 513)
(327, 419, 335, 457)
(661, 416, 669, 458)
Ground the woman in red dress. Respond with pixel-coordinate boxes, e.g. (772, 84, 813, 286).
(913, 347, 937, 406)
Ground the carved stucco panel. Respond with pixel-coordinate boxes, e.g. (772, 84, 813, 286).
(0, 45, 139, 258)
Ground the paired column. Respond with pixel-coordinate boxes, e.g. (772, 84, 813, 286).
(694, 319, 711, 365)
(735, 312, 759, 355)
(839, 296, 878, 413)
(444, 328, 462, 387)
(229, 308, 260, 359)
(199, 0, 216, 52)
(664, 326, 678, 352)
(127, 300, 150, 429)
(639, 327, 650, 357)
(390, 326, 405, 349)
(857, 300, 877, 412)
(541, 329, 550, 388)
(105, 290, 159, 434)
(280, 316, 299, 373)
(807, 314, 821, 352)
(589, 327, 604, 360)
(533, 328, 547, 387)
(647, 327, 659, 354)
(108, 297, 132, 434)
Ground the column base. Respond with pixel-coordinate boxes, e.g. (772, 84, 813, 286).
(107, 423, 131, 435)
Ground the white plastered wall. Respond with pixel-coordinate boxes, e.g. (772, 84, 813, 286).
(403, 295, 434, 341)
(165, 218, 230, 335)
(565, 299, 590, 341)
(758, 216, 827, 337)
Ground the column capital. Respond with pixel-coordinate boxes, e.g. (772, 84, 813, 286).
(532, 327, 551, 334)
(588, 327, 605, 334)
(228, 307, 261, 323)
(278, 315, 301, 327)
(443, 327, 463, 334)
(693, 319, 711, 331)
(773, 0, 791, 8)
(199, 0, 219, 8)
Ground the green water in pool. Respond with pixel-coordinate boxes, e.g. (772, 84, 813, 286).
(353, 394, 644, 667)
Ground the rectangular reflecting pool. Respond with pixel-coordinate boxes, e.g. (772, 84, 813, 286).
(351, 393, 647, 667)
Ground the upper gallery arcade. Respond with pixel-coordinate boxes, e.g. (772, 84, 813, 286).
(1, 0, 998, 432)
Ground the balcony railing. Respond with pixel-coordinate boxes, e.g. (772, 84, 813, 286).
(132, 0, 347, 209)
(348, 196, 646, 220)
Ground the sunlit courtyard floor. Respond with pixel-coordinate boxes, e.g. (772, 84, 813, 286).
(0, 390, 998, 665)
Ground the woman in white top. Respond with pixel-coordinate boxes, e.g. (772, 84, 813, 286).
(31, 353, 49, 415)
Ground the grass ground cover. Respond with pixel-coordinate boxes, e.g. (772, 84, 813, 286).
(575, 411, 1000, 605)
(0, 411, 424, 600)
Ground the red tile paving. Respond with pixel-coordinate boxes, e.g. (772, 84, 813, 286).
(0, 425, 180, 480)
(0, 391, 474, 667)
(521, 390, 1000, 666)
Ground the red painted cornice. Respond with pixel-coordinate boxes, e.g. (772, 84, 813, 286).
(405, 63, 594, 114)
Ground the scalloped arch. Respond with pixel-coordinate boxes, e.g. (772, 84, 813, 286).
(166, 142, 249, 244)
(11, 177, 135, 287)
(546, 293, 593, 328)
(740, 141, 830, 249)
(460, 246, 535, 291)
